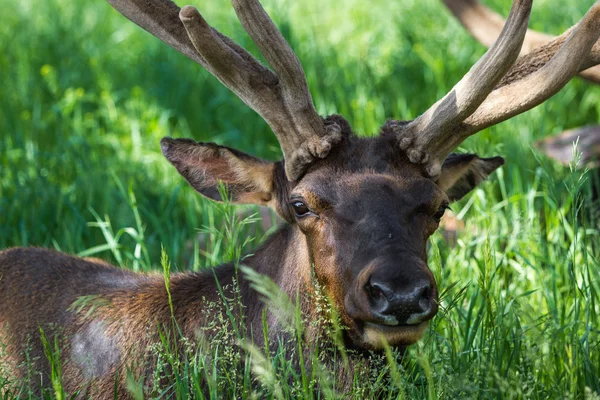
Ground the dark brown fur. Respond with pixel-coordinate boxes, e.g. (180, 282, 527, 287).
(0, 125, 504, 397)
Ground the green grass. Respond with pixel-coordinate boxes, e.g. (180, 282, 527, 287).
(1, 0, 599, 398)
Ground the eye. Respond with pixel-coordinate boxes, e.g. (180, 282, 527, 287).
(433, 204, 449, 222)
(291, 200, 311, 217)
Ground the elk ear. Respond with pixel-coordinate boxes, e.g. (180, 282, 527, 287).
(437, 154, 505, 202)
(161, 138, 276, 206)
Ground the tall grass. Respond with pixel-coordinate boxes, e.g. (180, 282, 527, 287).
(1, 0, 599, 398)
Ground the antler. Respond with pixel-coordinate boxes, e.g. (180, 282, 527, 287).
(442, 0, 600, 84)
(105, 0, 342, 181)
(394, 0, 600, 179)
(442, 0, 551, 54)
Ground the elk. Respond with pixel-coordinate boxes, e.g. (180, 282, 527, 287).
(1, 0, 599, 397)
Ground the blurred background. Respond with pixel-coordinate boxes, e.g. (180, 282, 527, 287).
(1, 0, 599, 396)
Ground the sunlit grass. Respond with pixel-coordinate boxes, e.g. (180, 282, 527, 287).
(1, 0, 599, 398)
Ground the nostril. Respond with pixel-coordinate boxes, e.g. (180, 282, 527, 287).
(413, 282, 434, 307)
(419, 284, 433, 301)
(365, 281, 386, 301)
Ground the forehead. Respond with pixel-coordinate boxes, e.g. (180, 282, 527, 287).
(295, 135, 443, 204)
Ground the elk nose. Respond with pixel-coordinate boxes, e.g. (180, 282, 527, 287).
(365, 278, 435, 325)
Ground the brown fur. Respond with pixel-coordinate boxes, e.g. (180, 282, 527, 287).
(0, 125, 504, 396)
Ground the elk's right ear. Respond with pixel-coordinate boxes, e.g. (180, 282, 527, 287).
(160, 138, 277, 207)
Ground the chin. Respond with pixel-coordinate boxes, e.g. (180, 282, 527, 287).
(359, 321, 428, 349)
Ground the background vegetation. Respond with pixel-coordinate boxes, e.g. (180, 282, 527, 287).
(0, 0, 599, 398)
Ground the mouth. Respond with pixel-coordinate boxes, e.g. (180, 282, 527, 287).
(360, 321, 428, 349)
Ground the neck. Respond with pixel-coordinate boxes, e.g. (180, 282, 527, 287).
(171, 223, 313, 345)
(240, 223, 313, 339)
(247, 223, 311, 292)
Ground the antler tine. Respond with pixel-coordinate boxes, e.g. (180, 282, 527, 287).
(106, 0, 342, 181)
(231, 0, 314, 114)
(498, 27, 600, 87)
(398, 0, 533, 178)
(462, 2, 600, 136)
(442, 0, 552, 54)
(443, 0, 600, 85)
(106, 0, 211, 68)
(178, 6, 278, 109)
(230, 0, 342, 179)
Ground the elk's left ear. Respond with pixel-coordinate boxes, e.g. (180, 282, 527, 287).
(437, 154, 505, 201)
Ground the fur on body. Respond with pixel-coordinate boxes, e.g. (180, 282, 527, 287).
(0, 126, 504, 397)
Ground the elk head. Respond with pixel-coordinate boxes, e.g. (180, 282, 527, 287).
(106, 0, 600, 349)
